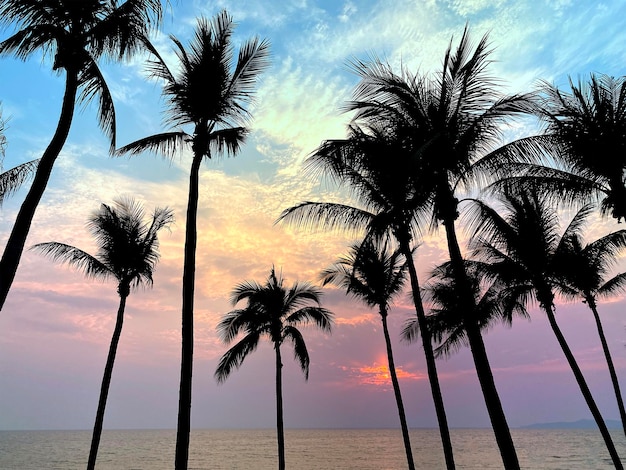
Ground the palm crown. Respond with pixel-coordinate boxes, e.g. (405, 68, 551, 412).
(32, 197, 173, 294)
(0, 0, 163, 147)
(215, 267, 333, 383)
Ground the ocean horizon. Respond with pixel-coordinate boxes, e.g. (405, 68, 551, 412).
(1, 427, 625, 469)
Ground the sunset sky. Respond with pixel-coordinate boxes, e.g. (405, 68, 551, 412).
(2, 0, 626, 433)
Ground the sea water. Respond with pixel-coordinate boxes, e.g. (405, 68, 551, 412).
(1, 428, 625, 469)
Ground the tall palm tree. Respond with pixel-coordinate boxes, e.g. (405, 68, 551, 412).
(279, 119, 457, 470)
(339, 28, 539, 469)
(553, 228, 626, 437)
(116, 12, 270, 469)
(0, 0, 164, 309)
(215, 267, 333, 470)
(466, 190, 624, 469)
(321, 239, 415, 470)
(31, 197, 173, 470)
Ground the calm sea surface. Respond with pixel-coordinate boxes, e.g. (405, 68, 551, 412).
(1, 428, 625, 469)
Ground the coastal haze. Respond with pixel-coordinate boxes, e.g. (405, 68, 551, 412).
(1, 0, 626, 435)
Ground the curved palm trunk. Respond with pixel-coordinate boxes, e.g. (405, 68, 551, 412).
(399, 238, 456, 470)
(442, 217, 520, 470)
(175, 153, 202, 470)
(544, 302, 623, 469)
(586, 296, 626, 437)
(380, 306, 415, 470)
(0, 70, 78, 310)
(275, 344, 285, 470)
(87, 291, 128, 470)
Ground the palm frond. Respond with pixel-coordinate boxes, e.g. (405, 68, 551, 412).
(214, 331, 261, 383)
(0, 158, 39, 205)
(283, 326, 310, 379)
(116, 132, 189, 160)
(30, 242, 112, 281)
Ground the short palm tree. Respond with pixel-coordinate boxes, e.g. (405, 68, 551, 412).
(553, 228, 626, 437)
(215, 267, 333, 470)
(116, 12, 269, 468)
(31, 197, 173, 470)
(321, 240, 415, 470)
(0, 0, 164, 309)
(466, 190, 623, 469)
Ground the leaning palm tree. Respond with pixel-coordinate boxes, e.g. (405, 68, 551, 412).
(552, 228, 626, 437)
(321, 239, 415, 470)
(215, 267, 333, 470)
(466, 190, 624, 469)
(116, 13, 269, 468)
(279, 119, 457, 470)
(31, 197, 173, 470)
(0, 0, 164, 309)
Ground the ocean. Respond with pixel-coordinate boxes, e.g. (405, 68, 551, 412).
(1, 428, 625, 469)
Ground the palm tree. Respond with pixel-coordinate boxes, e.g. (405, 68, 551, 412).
(31, 197, 173, 470)
(321, 239, 415, 470)
(553, 228, 626, 437)
(278, 119, 457, 470)
(339, 28, 539, 469)
(116, 12, 270, 468)
(0, 0, 163, 310)
(466, 189, 624, 469)
(215, 267, 333, 470)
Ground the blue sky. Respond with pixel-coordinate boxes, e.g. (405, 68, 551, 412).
(1, 0, 626, 435)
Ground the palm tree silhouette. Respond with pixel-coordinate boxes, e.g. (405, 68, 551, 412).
(116, 12, 269, 468)
(466, 190, 624, 469)
(31, 197, 173, 470)
(278, 119, 457, 469)
(215, 267, 333, 470)
(321, 239, 415, 470)
(553, 228, 626, 437)
(0, 0, 163, 309)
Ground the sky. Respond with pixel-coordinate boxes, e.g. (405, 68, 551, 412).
(1, 0, 626, 434)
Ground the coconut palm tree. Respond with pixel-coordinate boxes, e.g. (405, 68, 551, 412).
(278, 119, 457, 470)
(116, 13, 269, 468)
(339, 28, 540, 469)
(552, 228, 626, 437)
(466, 189, 623, 469)
(321, 239, 415, 470)
(0, 0, 164, 309)
(31, 197, 173, 470)
(215, 267, 333, 470)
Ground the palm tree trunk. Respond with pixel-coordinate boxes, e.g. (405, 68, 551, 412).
(380, 306, 415, 470)
(545, 302, 624, 469)
(0, 70, 78, 310)
(587, 296, 626, 438)
(441, 216, 520, 470)
(399, 238, 456, 470)
(175, 153, 202, 470)
(87, 291, 128, 470)
(275, 344, 286, 470)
